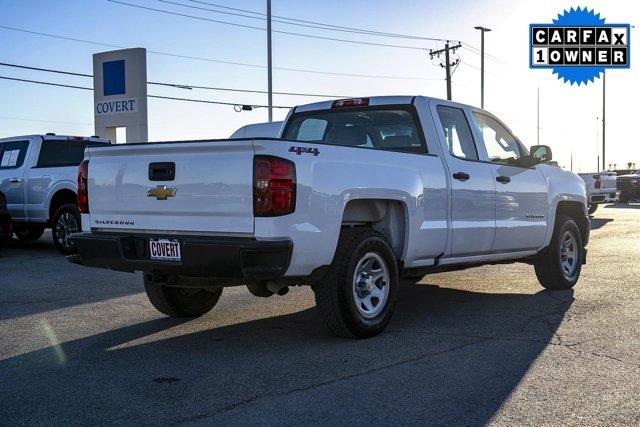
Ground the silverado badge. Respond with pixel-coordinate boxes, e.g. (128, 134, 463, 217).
(147, 185, 177, 200)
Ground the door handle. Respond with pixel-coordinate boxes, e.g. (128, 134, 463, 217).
(9, 178, 21, 183)
(453, 172, 470, 181)
(496, 176, 511, 184)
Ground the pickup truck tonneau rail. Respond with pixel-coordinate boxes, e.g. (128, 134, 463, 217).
(70, 95, 589, 338)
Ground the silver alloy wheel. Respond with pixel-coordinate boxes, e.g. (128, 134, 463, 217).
(55, 211, 78, 250)
(352, 252, 390, 318)
(559, 230, 578, 278)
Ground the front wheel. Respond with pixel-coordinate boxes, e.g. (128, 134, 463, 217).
(588, 204, 598, 215)
(52, 203, 81, 255)
(534, 215, 583, 290)
(144, 281, 223, 317)
(313, 229, 399, 338)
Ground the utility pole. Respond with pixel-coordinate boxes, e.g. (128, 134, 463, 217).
(266, 0, 273, 122)
(602, 70, 606, 171)
(474, 26, 491, 108)
(536, 87, 540, 145)
(595, 117, 599, 172)
(429, 42, 461, 101)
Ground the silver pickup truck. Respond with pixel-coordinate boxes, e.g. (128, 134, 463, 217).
(0, 134, 110, 254)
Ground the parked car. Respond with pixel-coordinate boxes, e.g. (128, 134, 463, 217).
(617, 170, 640, 203)
(230, 121, 283, 139)
(0, 191, 11, 249)
(578, 171, 619, 214)
(70, 96, 589, 338)
(0, 134, 110, 254)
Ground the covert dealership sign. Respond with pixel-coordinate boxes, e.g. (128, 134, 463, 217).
(93, 48, 148, 142)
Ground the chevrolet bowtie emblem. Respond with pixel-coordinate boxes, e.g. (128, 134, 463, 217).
(147, 185, 177, 200)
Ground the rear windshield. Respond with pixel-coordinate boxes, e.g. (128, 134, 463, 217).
(37, 140, 106, 168)
(283, 106, 426, 154)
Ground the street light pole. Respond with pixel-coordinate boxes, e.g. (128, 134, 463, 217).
(474, 26, 491, 109)
(266, 0, 273, 122)
(602, 70, 606, 171)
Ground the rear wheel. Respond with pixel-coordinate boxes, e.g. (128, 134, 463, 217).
(144, 281, 223, 317)
(534, 215, 583, 290)
(313, 229, 399, 338)
(14, 225, 45, 241)
(588, 204, 598, 215)
(52, 203, 81, 255)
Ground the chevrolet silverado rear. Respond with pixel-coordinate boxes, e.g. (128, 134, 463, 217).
(73, 138, 294, 280)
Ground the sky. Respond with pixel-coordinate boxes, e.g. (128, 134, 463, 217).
(0, 0, 638, 172)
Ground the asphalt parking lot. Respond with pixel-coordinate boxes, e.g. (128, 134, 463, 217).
(1, 204, 639, 425)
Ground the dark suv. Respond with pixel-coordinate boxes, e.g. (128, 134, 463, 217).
(617, 170, 640, 203)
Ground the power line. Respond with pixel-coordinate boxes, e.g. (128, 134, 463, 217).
(460, 43, 509, 64)
(0, 75, 292, 109)
(0, 62, 93, 78)
(0, 76, 93, 91)
(0, 25, 438, 81)
(106, 0, 431, 51)
(0, 115, 92, 126)
(0, 62, 350, 98)
(148, 94, 289, 108)
(158, 0, 452, 42)
(184, 0, 453, 43)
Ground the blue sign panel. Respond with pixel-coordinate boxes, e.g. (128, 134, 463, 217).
(103, 60, 126, 96)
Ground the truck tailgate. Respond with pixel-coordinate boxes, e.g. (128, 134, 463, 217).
(598, 173, 617, 190)
(87, 140, 255, 234)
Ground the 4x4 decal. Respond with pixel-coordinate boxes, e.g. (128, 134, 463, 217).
(289, 146, 320, 156)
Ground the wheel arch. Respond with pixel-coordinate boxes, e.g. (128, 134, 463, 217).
(340, 198, 408, 260)
(48, 188, 77, 222)
(553, 200, 589, 247)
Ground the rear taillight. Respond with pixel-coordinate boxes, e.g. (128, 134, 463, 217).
(78, 160, 89, 213)
(594, 176, 602, 189)
(253, 156, 296, 217)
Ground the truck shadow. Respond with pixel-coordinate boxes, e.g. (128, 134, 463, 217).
(605, 203, 640, 209)
(590, 218, 613, 230)
(0, 282, 573, 425)
(0, 234, 142, 321)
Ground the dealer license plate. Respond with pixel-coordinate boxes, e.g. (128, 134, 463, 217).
(149, 239, 181, 261)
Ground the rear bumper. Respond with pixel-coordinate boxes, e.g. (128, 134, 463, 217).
(589, 190, 619, 204)
(69, 232, 292, 279)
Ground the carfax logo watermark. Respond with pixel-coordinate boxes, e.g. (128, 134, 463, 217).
(529, 7, 630, 85)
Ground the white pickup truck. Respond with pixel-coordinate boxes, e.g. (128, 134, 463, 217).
(70, 96, 590, 338)
(578, 171, 619, 214)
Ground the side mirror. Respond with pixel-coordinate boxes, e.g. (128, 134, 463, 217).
(530, 145, 552, 164)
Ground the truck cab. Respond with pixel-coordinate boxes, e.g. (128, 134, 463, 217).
(0, 134, 110, 253)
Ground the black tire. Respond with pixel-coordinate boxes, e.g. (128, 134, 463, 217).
(534, 215, 583, 290)
(14, 225, 45, 241)
(618, 193, 629, 204)
(313, 229, 399, 338)
(588, 204, 598, 215)
(144, 281, 223, 317)
(51, 203, 81, 255)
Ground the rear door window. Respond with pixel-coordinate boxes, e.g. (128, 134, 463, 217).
(0, 140, 29, 169)
(37, 140, 87, 167)
(284, 106, 427, 153)
(436, 106, 479, 160)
